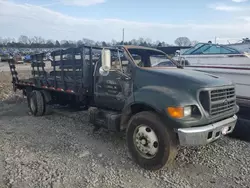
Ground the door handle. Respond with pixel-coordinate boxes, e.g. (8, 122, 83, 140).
(124, 77, 131, 81)
(116, 77, 131, 81)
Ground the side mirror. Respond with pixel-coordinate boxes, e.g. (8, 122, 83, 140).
(99, 48, 111, 76)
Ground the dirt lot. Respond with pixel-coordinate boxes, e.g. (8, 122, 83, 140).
(0, 67, 250, 188)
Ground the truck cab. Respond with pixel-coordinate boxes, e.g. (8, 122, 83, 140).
(9, 45, 239, 170)
(91, 45, 238, 169)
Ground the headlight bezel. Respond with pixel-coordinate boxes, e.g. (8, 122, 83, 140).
(167, 105, 200, 119)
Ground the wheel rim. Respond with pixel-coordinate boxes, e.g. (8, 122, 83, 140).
(30, 97, 36, 112)
(133, 125, 159, 159)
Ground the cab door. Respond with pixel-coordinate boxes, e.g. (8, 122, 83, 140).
(94, 50, 133, 111)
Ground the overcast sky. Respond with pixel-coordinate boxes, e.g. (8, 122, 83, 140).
(0, 0, 250, 44)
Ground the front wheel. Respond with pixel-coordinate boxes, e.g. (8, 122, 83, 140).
(126, 111, 178, 170)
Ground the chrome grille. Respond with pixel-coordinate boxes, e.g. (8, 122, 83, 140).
(210, 87, 236, 116)
(210, 88, 235, 102)
(199, 87, 236, 117)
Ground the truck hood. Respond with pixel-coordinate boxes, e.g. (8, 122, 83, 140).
(142, 68, 233, 88)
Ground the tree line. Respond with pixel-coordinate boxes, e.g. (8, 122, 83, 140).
(0, 35, 195, 48)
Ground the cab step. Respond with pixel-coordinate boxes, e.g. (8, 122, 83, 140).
(88, 107, 121, 132)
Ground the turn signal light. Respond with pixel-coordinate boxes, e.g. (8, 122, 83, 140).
(167, 106, 192, 119)
(167, 107, 184, 119)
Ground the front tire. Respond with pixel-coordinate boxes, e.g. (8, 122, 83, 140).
(126, 111, 178, 170)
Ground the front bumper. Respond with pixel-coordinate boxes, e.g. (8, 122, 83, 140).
(177, 115, 237, 146)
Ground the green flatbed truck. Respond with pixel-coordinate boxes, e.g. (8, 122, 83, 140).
(9, 45, 239, 170)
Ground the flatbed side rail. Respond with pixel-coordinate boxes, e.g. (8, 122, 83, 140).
(8, 59, 19, 92)
(31, 53, 48, 88)
(50, 47, 85, 93)
(60, 49, 65, 91)
(10, 45, 119, 95)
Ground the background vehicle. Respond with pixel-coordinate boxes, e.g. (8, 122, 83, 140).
(8, 45, 239, 170)
(23, 55, 32, 63)
(0, 54, 10, 62)
(173, 43, 250, 108)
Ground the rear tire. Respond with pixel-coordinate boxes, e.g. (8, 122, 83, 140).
(126, 111, 178, 170)
(28, 90, 45, 116)
(41, 90, 53, 115)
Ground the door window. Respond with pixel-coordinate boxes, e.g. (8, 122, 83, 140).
(110, 50, 131, 75)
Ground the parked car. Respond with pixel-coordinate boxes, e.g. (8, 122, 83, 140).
(24, 55, 32, 63)
(13, 54, 24, 64)
(0, 54, 10, 62)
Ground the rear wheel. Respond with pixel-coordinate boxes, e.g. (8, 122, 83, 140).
(41, 90, 53, 115)
(126, 111, 178, 170)
(28, 90, 45, 116)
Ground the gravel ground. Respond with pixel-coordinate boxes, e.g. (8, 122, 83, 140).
(0, 99, 250, 188)
(0, 67, 250, 188)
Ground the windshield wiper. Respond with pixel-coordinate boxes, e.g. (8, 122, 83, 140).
(165, 54, 183, 69)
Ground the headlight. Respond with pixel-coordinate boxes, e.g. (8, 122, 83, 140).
(167, 106, 192, 119)
(184, 106, 192, 117)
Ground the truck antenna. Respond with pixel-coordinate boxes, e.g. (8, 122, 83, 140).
(122, 28, 125, 45)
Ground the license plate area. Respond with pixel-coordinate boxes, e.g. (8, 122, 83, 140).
(221, 121, 236, 135)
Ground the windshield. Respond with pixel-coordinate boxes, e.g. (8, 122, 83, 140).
(150, 55, 176, 67)
(127, 48, 177, 68)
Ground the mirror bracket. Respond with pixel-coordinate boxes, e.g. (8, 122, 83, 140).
(99, 66, 109, 76)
